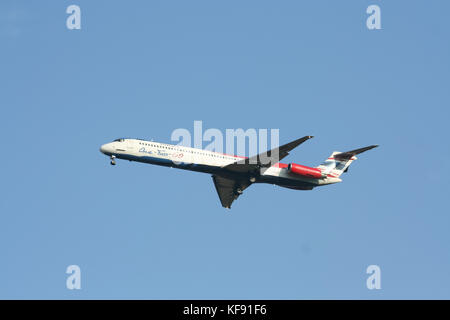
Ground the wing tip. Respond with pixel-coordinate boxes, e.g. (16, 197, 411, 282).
(296, 135, 314, 143)
(365, 144, 379, 151)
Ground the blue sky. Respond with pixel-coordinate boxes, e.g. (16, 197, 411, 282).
(1, 0, 449, 299)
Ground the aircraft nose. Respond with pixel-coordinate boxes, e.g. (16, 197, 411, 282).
(100, 143, 111, 154)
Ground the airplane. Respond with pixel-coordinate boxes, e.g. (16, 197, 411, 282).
(100, 136, 378, 208)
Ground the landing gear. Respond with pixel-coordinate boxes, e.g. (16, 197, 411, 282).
(110, 155, 116, 166)
(249, 168, 260, 183)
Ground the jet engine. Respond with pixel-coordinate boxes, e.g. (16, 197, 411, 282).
(287, 163, 325, 179)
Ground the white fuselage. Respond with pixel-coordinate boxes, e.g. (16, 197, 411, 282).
(100, 138, 341, 189)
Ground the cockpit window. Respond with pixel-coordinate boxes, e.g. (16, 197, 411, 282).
(113, 138, 125, 142)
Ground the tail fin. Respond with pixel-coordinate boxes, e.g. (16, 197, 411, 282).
(317, 145, 378, 178)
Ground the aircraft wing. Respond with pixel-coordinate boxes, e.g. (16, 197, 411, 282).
(223, 135, 314, 174)
(212, 175, 252, 209)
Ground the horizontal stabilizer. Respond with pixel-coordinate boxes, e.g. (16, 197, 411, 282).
(333, 145, 378, 160)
